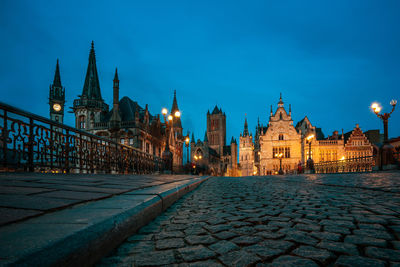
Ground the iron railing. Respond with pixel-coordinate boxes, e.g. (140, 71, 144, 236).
(314, 155, 376, 174)
(0, 102, 164, 174)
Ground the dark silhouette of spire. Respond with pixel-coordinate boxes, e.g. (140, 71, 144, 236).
(191, 132, 195, 143)
(243, 117, 249, 137)
(170, 90, 182, 128)
(204, 131, 208, 142)
(278, 92, 284, 107)
(53, 59, 62, 88)
(82, 41, 102, 100)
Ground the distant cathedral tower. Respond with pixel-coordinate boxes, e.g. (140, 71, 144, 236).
(72, 41, 108, 132)
(207, 105, 226, 156)
(49, 59, 65, 123)
(239, 117, 254, 176)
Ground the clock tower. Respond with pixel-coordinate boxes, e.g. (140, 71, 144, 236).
(49, 59, 65, 123)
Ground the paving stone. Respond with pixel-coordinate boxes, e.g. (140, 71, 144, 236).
(187, 259, 223, 267)
(203, 224, 231, 233)
(344, 235, 387, 247)
(284, 230, 319, 246)
(231, 235, 262, 246)
(244, 244, 283, 260)
(317, 241, 359, 255)
(392, 241, 400, 250)
(185, 235, 217, 245)
(365, 246, 400, 261)
(209, 240, 239, 254)
(134, 250, 176, 266)
(323, 225, 351, 235)
(178, 245, 217, 262)
(292, 245, 334, 263)
(256, 231, 285, 239)
(269, 255, 319, 267)
(127, 234, 154, 242)
(353, 229, 394, 240)
(309, 231, 341, 241)
(0, 207, 43, 226)
(334, 255, 385, 267)
(358, 223, 386, 231)
(218, 250, 261, 267)
(320, 219, 356, 229)
(259, 239, 295, 251)
(154, 231, 184, 240)
(213, 230, 238, 240)
(155, 238, 185, 249)
(294, 223, 321, 232)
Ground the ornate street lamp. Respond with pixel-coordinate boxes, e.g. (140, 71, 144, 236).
(161, 107, 181, 173)
(306, 134, 315, 173)
(371, 99, 397, 167)
(275, 152, 284, 175)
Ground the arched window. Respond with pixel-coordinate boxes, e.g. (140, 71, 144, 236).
(79, 115, 86, 129)
(279, 134, 284, 140)
(280, 112, 283, 120)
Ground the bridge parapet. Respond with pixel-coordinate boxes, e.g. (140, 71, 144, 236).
(0, 102, 163, 174)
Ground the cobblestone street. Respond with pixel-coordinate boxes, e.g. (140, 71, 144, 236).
(99, 172, 400, 266)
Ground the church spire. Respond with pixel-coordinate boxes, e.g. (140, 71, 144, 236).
(170, 90, 182, 128)
(191, 132, 195, 143)
(81, 41, 102, 100)
(53, 59, 62, 88)
(204, 131, 208, 142)
(243, 116, 249, 137)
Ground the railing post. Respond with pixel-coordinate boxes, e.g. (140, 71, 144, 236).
(28, 117, 34, 172)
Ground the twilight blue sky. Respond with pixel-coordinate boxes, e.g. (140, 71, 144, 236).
(1, 0, 399, 142)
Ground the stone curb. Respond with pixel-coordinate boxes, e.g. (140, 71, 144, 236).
(0, 176, 211, 267)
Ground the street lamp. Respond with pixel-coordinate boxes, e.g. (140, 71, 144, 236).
(306, 134, 315, 173)
(371, 99, 397, 167)
(184, 133, 190, 164)
(275, 152, 284, 175)
(161, 107, 181, 173)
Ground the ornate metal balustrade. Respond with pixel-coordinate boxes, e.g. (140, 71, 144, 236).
(314, 156, 376, 174)
(0, 102, 164, 174)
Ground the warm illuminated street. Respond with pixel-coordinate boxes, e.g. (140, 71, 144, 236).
(99, 172, 400, 266)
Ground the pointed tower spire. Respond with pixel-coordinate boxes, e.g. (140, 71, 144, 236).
(53, 59, 62, 88)
(204, 131, 208, 142)
(170, 90, 182, 128)
(270, 105, 273, 116)
(82, 41, 102, 100)
(110, 67, 121, 127)
(278, 92, 284, 107)
(289, 104, 292, 116)
(243, 116, 249, 137)
(191, 132, 195, 143)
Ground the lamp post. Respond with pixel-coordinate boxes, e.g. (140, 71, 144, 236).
(184, 133, 190, 164)
(371, 100, 397, 167)
(275, 152, 284, 175)
(306, 134, 315, 173)
(161, 108, 181, 173)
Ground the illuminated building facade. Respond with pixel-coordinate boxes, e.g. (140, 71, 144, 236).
(240, 94, 374, 175)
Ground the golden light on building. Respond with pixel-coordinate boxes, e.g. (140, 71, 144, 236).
(340, 156, 345, 161)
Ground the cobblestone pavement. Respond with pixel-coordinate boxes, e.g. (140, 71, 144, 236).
(99, 172, 400, 266)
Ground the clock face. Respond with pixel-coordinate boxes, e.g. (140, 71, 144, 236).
(53, 103, 62, 112)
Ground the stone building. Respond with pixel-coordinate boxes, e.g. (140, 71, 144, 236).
(191, 106, 238, 176)
(239, 118, 254, 176)
(240, 94, 374, 175)
(49, 42, 183, 169)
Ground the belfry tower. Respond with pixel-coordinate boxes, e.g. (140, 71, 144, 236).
(49, 59, 65, 123)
